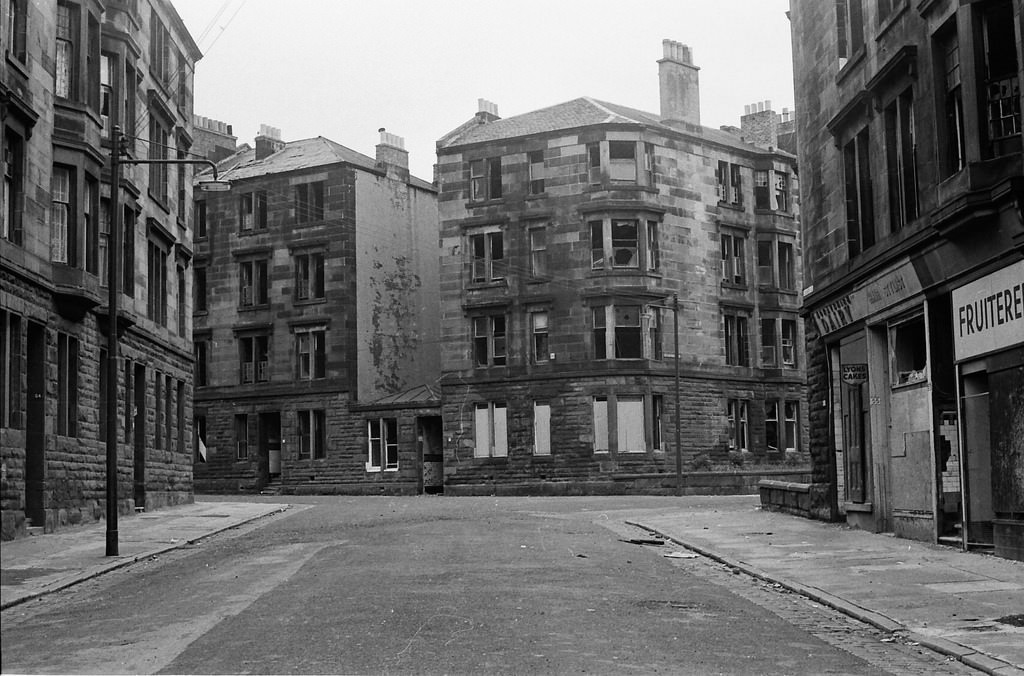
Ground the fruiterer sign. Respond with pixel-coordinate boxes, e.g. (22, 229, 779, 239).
(951, 260, 1024, 362)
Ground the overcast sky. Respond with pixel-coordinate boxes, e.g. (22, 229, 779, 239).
(173, 0, 795, 181)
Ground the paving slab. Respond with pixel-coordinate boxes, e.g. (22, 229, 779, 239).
(1, 499, 290, 610)
(632, 497, 1024, 675)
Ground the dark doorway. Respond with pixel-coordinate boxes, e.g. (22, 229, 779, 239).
(25, 322, 46, 527)
(258, 412, 281, 489)
(417, 416, 443, 494)
(134, 363, 146, 510)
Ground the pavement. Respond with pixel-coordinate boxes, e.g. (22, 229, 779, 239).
(1, 496, 1022, 675)
(631, 500, 1024, 676)
(1, 499, 290, 611)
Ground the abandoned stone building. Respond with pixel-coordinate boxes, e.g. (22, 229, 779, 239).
(790, 0, 1022, 560)
(191, 125, 442, 495)
(2, 0, 201, 537)
(435, 41, 809, 495)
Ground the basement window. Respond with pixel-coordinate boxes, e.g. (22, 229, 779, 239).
(890, 315, 927, 386)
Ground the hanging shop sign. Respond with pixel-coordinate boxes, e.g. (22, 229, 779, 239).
(811, 259, 923, 336)
(951, 259, 1024, 362)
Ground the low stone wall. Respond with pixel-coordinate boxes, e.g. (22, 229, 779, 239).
(758, 479, 813, 517)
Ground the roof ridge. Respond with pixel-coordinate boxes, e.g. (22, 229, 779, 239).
(585, 97, 643, 124)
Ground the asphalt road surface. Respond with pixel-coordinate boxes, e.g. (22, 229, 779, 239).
(1, 495, 978, 675)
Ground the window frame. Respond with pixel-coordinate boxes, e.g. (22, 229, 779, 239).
(367, 417, 399, 471)
(724, 311, 750, 366)
(727, 399, 749, 452)
(295, 327, 327, 380)
(474, 402, 508, 458)
(295, 250, 326, 301)
(469, 228, 505, 283)
(469, 156, 502, 201)
(239, 333, 270, 384)
(530, 310, 549, 364)
(472, 313, 507, 367)
(720, 231, 746, 286)
(298, 409, 326, 459)
(238, 257, 269, 307)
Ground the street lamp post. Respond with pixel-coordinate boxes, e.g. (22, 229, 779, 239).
(673, 293, 681, 497)
(104, 128, 228, 556)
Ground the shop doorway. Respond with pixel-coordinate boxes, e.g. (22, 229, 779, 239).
(962, 370, 994, 548)
(24, 322, 46, 527)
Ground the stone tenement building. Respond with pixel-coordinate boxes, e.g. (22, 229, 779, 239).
(790, 0, 1022, 560)
(2, 0, 201, 538)
(435, 40, 807, 495)
(192, 126, 442, 495)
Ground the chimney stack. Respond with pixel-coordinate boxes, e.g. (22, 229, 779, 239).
(740, 100, 779, 149)
(255, 124, 285, 160)
(658, 39, 700, 128)
(476, 98, 500, 124)
(375, 128, 409, 181)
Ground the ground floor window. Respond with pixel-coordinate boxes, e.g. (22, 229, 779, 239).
(593, 394, 659, 453)
(235, 414, 249, 460)
(533, 401, 551, 455)
(474, 402, 507, 457)
(727, 399, 749, 452)
(367, 417, 399, 470)
(298, 409, 326, 459)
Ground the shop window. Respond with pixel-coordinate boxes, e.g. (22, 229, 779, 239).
(367, 417, 398, 470)
(474, 402, 507, 457)
(891, 316, 927, 385)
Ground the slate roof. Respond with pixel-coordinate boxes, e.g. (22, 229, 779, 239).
(210, 136, 435, 191)
(438, 96, 783, 156)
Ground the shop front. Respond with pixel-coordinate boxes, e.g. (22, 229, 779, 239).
(951, 259, 1024, 561)
(812, 259, 955, 542)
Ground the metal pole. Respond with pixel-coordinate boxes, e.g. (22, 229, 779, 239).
(105, 126, 122, 556)
(674, 293, 681, 496)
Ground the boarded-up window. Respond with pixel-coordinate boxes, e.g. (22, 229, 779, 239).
(534, 402, 551, 455)
(616, 396, 645, 453)
(593, 397, 608, 452)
